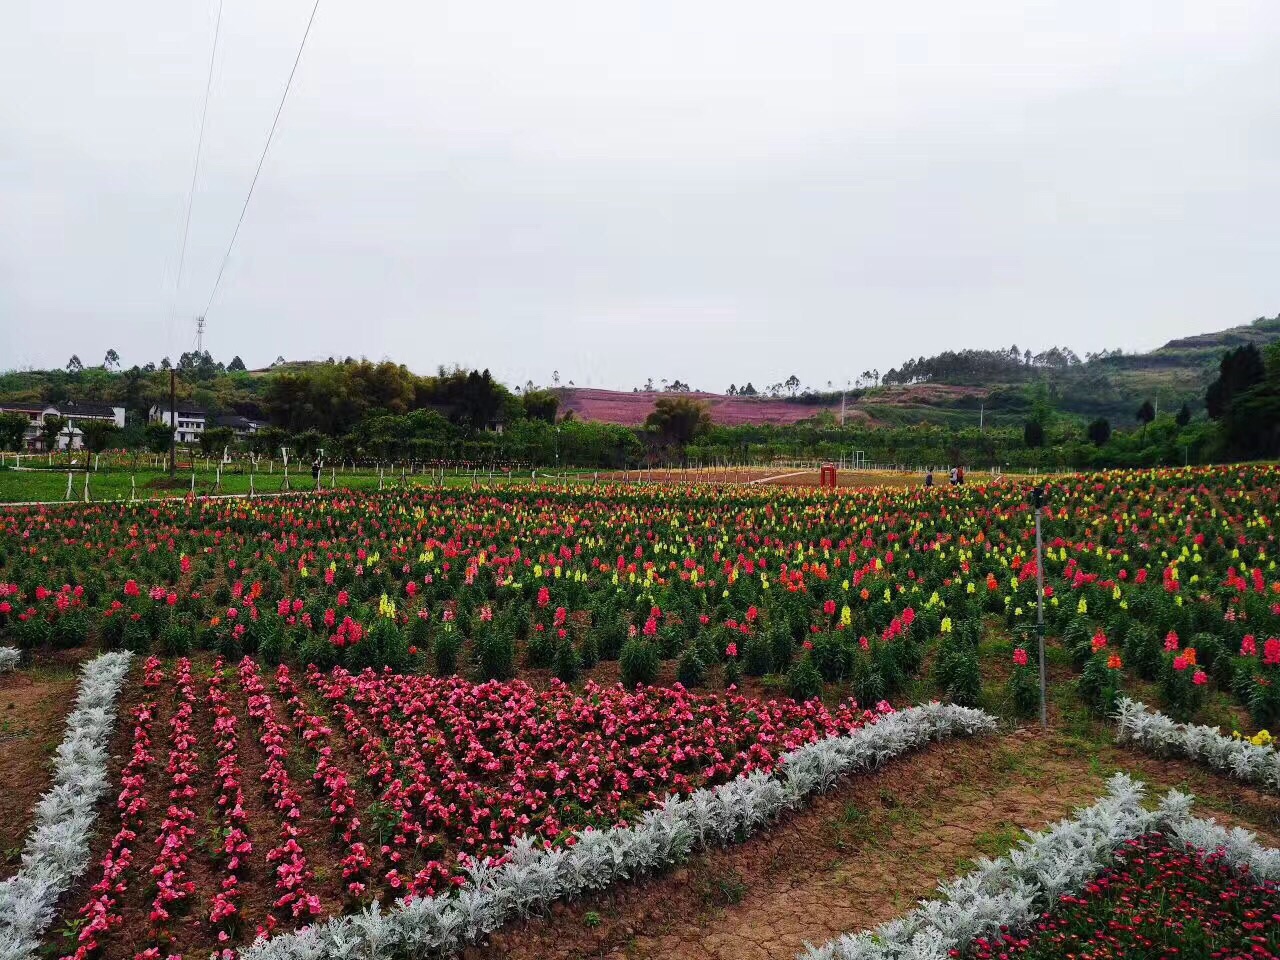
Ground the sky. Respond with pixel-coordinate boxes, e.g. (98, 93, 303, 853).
(3, 0, 1279, 392)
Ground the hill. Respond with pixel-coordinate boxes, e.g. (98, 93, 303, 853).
(558, 388, 873, 427)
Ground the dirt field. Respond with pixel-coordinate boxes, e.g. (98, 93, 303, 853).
(477, 729, 1280, 960)
(599, 466, 990, 490)
(0, 657, 84, 874)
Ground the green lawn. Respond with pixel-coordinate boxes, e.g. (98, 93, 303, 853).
(0, 465, 597, 503)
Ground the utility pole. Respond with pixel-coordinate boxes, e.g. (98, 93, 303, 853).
(1033, 486, 1047, 728)
(168, 367, 177, 478)
(979, 402, 984, 432)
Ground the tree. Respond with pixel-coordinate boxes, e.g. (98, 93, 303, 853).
(103, 348, 120, 370)
(40, 415, 66, 452)
(645, 397, 712, 447)
(160, 357, 172, 370)
(0, 413, 29, 452)
(1136, 400, 1155, 442)
(228, 356, 247, 372)
(78, 419, 119, 454)
(200, 425, 235, 456)
(1175, 403, 1192, 427)
(739, 382, 758, 396)
(785, 374, 801, 397)
(1086, 417, 1112, 447)
(66, 355, 83, 373)
(1023, 419, 1044, 448)
(521, 390, 560, 424)
(1207, 345, 1266, 419)
(727, 384, 737, 396)
(143, 421, 173, 454)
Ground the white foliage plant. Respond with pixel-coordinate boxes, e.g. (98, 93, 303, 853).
(0, 650, 132, 960)
(801, 772, 1280, 960)
(238, 702, 997, 960)
(1115, 695, 1280, 792)
(0, 646, 19, 674)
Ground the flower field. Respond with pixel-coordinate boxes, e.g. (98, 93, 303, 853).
(964, 832, 1280, 960)
(4, 463, 1280, 959)
(2, 464, 1279, 728)
(52, 653, 879, 958)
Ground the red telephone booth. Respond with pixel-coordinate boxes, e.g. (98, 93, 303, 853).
(819, 463, 838, 488)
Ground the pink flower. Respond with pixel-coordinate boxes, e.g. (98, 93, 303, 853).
(725, 643, 738, 658)
(1192, 670, 1208, 686)
(1012, 648, 1029, 667)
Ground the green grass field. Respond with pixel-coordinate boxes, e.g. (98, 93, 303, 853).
(0, 465, 597, 503)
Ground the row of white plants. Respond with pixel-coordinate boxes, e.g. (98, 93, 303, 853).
(0, 647, 18, 674)
(1114, 695, 1280, 792)
(801, 772, 1280, 960)
(239, 702, 998, 960)
(0, 651, 133, 960)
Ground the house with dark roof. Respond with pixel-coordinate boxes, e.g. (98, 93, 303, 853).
(149, 405, 208, 444)
(0, 400, 124, 450)
(212, 414, 267, 438)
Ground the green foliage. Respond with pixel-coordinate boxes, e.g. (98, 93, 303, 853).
(554, 638, 582, 684)
(676, 647, 706, 687)
(619, 638, 659, 688)
(0, 412, 28, 452)
(787, 655, 823, 702)
(434, 630, 461, 675)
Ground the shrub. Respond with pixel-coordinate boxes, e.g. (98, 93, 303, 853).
(554, 639, 582, 685)
(475, 629, 515, 681)
(787, 655, 823, 702)
(676, 648, 706, 687)
(742, 633, 773, 677)
(619, 638, 659, 688)
(526, 628, 556, 669)
(435, 630, 462, 675)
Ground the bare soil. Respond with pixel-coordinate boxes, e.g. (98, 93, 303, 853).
(474, 729, 1280, 960)
(0, 660, 86, 873)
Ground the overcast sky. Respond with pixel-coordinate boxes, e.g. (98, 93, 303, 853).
(3, 1, 1278, 391)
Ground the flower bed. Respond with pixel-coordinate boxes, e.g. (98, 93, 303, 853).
(1115, 696, 1280, 792)
(0, 650, 133, 960)
(1, 464, 1279, 729)
(802, 774, 1280, 960)
(50, 658, 991, 958)
(966, 832, 1279, 960)
(238, 700, 996, 960)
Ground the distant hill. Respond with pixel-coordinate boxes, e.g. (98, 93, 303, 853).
(559, 388, 874, 427)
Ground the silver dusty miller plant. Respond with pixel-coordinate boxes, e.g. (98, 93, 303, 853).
(238, 702, 997, 960)
(800, 772, 1280, 960)
(1115, 696, 1280, 792)
(0, 646, 19, 674)
(0, 650, 132, 960)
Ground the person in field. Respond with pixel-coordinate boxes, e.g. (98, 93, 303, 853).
(924, 467, 934, 487)
(949, 466, 958, 485)
(957, 465, 965, 485)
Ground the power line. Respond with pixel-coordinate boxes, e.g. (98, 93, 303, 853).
(202, 0, 323, 318)
(167, 0, 224, 353)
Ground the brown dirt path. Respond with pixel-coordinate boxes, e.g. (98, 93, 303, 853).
(0, 662, 84, 873)
(475, 728, 1280, 960)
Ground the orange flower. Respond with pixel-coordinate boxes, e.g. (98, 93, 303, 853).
(1183, 646, 1197, 666)
(210, 616, 222, 627)
(1107, 653, 1123, 670)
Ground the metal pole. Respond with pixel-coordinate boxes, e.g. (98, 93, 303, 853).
(168, 367, 176, 478)
(1035, 503, 1047, 728)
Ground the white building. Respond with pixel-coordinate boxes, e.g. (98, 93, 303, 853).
(0, 400, 125, 450)
(150, 406, 207, 444)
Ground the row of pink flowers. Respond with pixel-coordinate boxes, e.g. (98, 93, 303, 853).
(236, 658, 323, 924)
(274, 664, 373, 898)
(60, 658, 163, 960)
